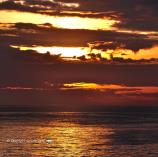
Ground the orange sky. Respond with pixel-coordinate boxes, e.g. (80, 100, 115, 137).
(1, 9, 158, 60)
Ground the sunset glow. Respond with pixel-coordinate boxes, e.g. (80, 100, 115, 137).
(15, 46, 89, 57)
(1, 0, 158, 111)
(62, 82, 124, 90)
(12, 45, 158, 60)
(1, 1, 158, 156)
(62, 83, 158, 95)
(0, 10, 116, 30)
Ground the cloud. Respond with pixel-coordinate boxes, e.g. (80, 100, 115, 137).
(55, 0, 158, 32)
(1, 0, 158, 32)
(88, 40, 158, 53)
(0, 44, 158, 87)
(88, 41, 124, 51)
(0, 43, 63, 64)
(0, 44, 158, 111)
(1, 23, 157, 52)
(0, 1, 42, 13)
(0, 82, 158, 111)
(0, 0, 80, 16)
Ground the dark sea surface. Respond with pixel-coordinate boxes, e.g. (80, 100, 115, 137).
(0, 112, 158, 157)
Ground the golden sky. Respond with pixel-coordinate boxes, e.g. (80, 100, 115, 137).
(0, 1, 158, 61)
(0, 10, 116, 30)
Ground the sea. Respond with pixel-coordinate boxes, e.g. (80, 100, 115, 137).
(0, 112, 158, 157)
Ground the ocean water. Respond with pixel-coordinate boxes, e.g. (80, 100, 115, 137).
(0, 112, 158, 157)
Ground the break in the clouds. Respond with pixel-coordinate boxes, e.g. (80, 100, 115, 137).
(1, 0, 158, 32)
(0, 22, 157, 53)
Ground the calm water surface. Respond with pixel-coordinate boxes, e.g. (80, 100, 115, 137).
(0, 112, 158, 157)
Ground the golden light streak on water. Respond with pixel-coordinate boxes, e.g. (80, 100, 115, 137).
(1, 112, 158, 156)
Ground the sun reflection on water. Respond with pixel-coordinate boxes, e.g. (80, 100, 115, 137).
(1, 112, 158, 156)
(35, 118, 113, 156)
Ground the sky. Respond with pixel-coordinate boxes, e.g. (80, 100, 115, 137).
(0, 0, 158, 111)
